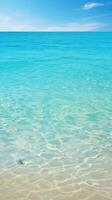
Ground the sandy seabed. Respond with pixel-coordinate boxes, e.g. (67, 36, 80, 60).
(0, 167, 111, 200)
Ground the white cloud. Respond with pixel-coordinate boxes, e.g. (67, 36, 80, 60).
(41, 22, 102, 32)
(0, 15, 103, 31)
(0, 15, 46, 31)
(84, 13, 112, 21)
(83, 2, 104, 10)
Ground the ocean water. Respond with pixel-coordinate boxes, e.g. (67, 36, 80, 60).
(0, 32, 112, 200)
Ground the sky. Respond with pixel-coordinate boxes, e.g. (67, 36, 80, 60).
(0, 0, 112, 31)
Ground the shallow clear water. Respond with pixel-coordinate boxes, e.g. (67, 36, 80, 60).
(0, 32, 112, 199)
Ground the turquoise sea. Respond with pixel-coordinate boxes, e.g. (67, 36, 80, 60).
(0, 32, 112, 199)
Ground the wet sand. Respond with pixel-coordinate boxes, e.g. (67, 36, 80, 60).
(0, 168, 111, 200)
